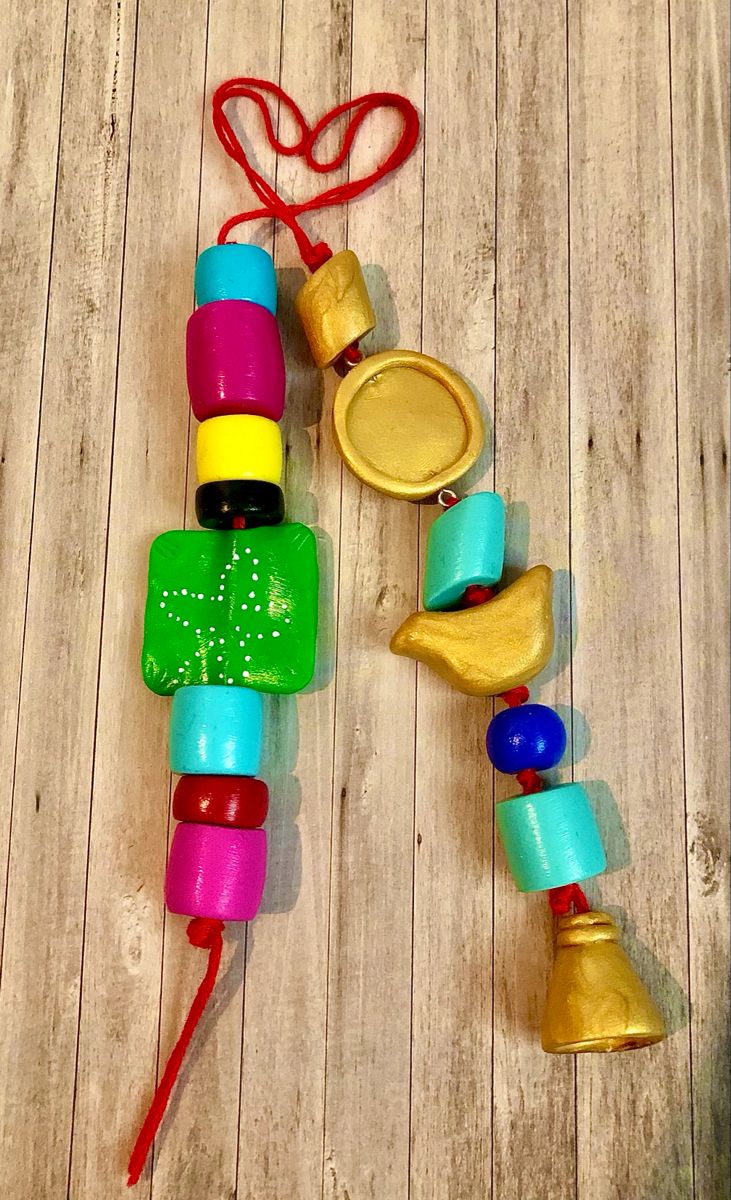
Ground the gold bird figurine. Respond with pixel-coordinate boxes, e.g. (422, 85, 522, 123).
(389, 564, 553, 696)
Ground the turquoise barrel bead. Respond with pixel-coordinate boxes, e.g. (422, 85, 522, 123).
(170, 684, 263, 775)
(194, 243, 277, 314)
(495, 782, 606, 892)
(423, 491, 506, 611)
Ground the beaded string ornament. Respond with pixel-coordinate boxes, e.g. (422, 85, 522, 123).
(127, 77, 666, 1186)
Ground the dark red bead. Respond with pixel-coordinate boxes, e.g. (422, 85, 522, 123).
(173, 775, 269, 829)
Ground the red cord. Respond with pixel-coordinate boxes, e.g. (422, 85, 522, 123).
(548, 883, 591, 916)
(211, 78, 420, 269)
(499, 685, 530, 707)
(516, 767, 544, 795)
(127, 918, 225, 1187)
(461, 583, 495, 607)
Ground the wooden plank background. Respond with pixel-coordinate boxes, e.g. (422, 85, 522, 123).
(0, 1, 728, 1197)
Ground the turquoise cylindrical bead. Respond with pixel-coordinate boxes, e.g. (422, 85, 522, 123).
(495, 782, 606, 892)
(194, 243, 277, 314)
(170, 685, 263, 775)
(423, 491, 506, 611)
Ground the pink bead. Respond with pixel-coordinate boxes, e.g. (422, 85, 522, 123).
(186, 299, 285, 422)
(165, 823, 266, 921)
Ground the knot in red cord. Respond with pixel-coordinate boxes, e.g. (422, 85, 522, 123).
(302, 240, 333, 272)
(516, 767, 543, 795)
(548, 883, 591, 916)
(500, 685, 530, 707)
(462, 583, 495, 607)
(187, 917, 224, 949)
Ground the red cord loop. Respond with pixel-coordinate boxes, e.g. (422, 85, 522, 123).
(211, 78, 420, 269)
(127, 919, 225, 1187)
(548, 883, 591, 916)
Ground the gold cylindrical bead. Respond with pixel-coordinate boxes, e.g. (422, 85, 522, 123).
(295, 249, 376, 368)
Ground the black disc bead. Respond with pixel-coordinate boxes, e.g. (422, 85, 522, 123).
(195, 479, 285, 530)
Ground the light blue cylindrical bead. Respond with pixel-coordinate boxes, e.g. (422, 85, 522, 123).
(195, 243, 277, 314)
(170, 685, 263, 775)
(423, 491, 506, 610)
(495, 782, 606, 892)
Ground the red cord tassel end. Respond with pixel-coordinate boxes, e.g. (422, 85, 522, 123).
(127, 918, 225, 1187)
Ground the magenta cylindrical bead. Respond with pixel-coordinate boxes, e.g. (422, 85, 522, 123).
(186, 299, 285, 422)
(165, 823, 267, 921)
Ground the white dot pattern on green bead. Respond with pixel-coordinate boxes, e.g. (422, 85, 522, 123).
(142, 525, 318, 695)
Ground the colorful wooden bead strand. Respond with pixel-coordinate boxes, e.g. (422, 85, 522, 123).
(396, 498, 660, 1048)
(484, 686, 665, 1050)
(397, 516, 663, 1048)
(128, 238, 319, 1182)
(127, 77, 423, 1187)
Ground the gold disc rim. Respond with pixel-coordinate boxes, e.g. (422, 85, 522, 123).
(332, 349, 484, 501)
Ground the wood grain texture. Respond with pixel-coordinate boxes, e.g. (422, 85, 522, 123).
(492, 3, 576, 1197)
(0, 1, 728, 1198)
(0, 1, 138, 1196)
(0, 0, 68, 943)
(568, 1, 694, 1196)
(671, 1, 731, 1196)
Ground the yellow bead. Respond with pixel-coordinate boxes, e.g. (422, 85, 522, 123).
(295, 250, 376, 368)
(389, 565, 554, 695)
(196, 415, 283, 486)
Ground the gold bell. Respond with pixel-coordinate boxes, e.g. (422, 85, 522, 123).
(541, 911, 667, 1053)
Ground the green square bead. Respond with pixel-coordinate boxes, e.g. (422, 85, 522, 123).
(142, 524, 318, 695)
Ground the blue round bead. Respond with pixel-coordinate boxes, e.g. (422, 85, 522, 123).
(486, 703, 566, 774)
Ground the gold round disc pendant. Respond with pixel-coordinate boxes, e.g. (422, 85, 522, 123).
(332, 349, 484, 500)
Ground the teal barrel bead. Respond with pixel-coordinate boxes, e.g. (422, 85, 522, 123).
(170, 684, 263, 775)
(495, 782, 606, 892)
(194, 243, 277, 314)
(423, 491, 506, 611)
